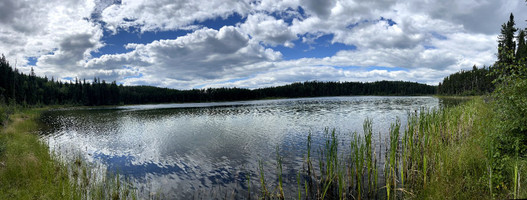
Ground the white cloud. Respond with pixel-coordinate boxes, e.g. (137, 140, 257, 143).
(86, 26, 282, 88)
(0, 0, 524, 89)
(101, 0, 252, 32)
(239, 13, 297, 47)
(201, 27, 498, 89)
(0, 0, 101, 77)
(203, 65, 448, 89)
(253, 0, 299, 13)
(400, 0, 527, 34)
(333, 20, 425, 49)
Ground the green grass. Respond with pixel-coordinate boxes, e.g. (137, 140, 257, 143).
(400, 98, 489, 199)
(0, 107, 138, 200)
(253, 97, 527, 199)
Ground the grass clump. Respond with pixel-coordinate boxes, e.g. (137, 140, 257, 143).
(401, 98, 491, 199)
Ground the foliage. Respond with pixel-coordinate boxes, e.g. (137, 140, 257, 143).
(486, 11, 527, 198)
(498, 13, 519, 65)
(257, 80, 436, 98)
(518, 30, 527, 59)
(491, 48, 527, 152)
(491, 11, 527, 153)
(0, 105, 15, 127)
(438, 65, 495, 95)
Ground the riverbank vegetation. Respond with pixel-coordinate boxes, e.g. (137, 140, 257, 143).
(254, 96, 527, 199)
(0, 108, 137, 199)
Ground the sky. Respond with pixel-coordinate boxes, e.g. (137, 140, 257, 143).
(0, 0, 526, 89)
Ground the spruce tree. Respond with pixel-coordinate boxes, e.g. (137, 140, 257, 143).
(517, 29, 527, 60)
(498, 13, 518, 64)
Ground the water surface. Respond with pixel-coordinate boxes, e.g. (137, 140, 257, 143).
(39, 96, 452, 198)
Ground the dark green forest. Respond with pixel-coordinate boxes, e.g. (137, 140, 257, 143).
(438, 13, 527, 95)
(438, 65, 495, 95)
(0, 55, 436, 106)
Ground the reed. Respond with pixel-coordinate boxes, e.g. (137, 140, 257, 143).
(386, 118, 400, 200)
(258, 160, 269, 198)
(251, 97, 527, 199)
(276, 146, 285, 199)
(363, 118, 374, 197)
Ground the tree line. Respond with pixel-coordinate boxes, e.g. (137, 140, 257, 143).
(438, 65, 496, 95)
(0, 55, 436, 106)
(438, 13, 527, 95)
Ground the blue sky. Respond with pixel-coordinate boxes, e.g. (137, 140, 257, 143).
(0, 0, 526, 89)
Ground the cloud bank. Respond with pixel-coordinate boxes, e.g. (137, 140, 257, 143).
(0, 0, 525, 89)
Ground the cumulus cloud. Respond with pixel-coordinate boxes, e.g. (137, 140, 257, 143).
(0, 0, 101, 77)
(239, 13, 297, 47)
(402, 0, 527, 34)
(1, 0, 525, 89)
(101, 0, 252, 32)
(86, 26, 282, 88)
(39, 34, 99, 67)
(300, 0, 337, 19)
(333, 20, 425, 49)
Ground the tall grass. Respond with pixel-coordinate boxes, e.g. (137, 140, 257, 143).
(0, 108, 138, 200)
(252, 97, 527, 199)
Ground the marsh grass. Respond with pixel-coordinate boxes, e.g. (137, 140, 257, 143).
(0, 108, 138, 200)
(252, 97, 527, 199)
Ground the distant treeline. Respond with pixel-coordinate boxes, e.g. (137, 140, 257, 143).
(0, 55, 436, 106)
(438, 13, 527, 96)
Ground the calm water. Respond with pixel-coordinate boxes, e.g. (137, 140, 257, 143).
(39, 96, 459, 198)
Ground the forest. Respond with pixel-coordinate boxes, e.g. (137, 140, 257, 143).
(0, 56, 436, 106)
(438, 13, 527, 96)
(437, 65, 495, 95)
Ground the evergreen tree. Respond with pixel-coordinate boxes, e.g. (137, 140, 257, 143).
(437, 65, 495, 95)
(517, 29, 527, 60)
(498, 13, 518, 64)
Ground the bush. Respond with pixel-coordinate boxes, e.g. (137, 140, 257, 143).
(0, 138, 5, 157)
(0, 106, 9, 127)
(492, 50, 527, 142)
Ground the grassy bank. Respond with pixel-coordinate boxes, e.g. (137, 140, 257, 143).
(255, 97, 527, 199)
(0, 107, 137, 200)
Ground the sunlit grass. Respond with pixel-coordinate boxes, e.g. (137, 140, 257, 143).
(0, 108, 138, 200)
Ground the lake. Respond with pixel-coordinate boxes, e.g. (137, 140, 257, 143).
(38, 96, 460, 198)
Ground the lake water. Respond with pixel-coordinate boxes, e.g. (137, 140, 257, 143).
(38, 96, 459, 198)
